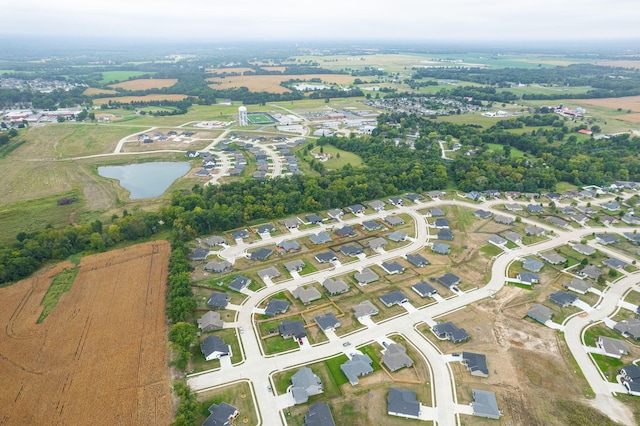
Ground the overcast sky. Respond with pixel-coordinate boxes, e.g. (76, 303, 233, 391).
(2, 0, 637, 42)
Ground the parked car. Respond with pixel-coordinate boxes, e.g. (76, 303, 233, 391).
(342, 341, 351, 347)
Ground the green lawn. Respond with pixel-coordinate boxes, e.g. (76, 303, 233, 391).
(99, 70, 153, 84)
(486, 143, 525, 158)
(309, 144, 363, 169)
(591, 354, 624, 382)
(324, 354, 350, 387)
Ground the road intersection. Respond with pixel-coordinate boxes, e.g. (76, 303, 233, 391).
(188, 195, 639, 426)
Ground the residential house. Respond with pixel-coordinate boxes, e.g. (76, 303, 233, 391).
(277, 240, 301, 252)
(264, 299, 290, 317)
(429, 208, 446, 217)
(437, 229, 454, 240)
(382, 343, 414, 371)
(471, 390, 501, 419)
(517, 272, 539, 285)
(474, 209, 492, 219)
(292, 286, 322, 304)
(380, 291, 409, 307)
(620, 365, 640, 396)
(525, 225, 545, 236)
(564, 277, 592, 294)
(505, 203, 523, 212)
(257, 224, 276, 234)
(305, 214, 323, 224)
(572, 243, 596, 256)
(527, 304, 553, 324)
(412, 281, 438, 298)
(284, 260, 305, 273)
(228, 275, 251, 292)
(580, 265, 603, 280)
(438, 273, 460, 291)
(406, 253, 429, 267)
(197, 311, 224, 332)
(369, 237, 388, 251)
(341, 245, 363, 257)
(231, 229, 249, 240)
(466, 191, 482, 201)
(434, 218, 450, 229)
(315, 251, 338, 263)
(432, 242, 451, 255)
(527, 204, 545, 214)
(603, 258, 627, 269)
(303, 402, 335, 426)
(201, 335, 231, 361)
(601, 201, 621, 211)
(571, 214, 589, 225)
(381, 261, 405, 275)
(203, 402, 238, 426)
(614, 319, 640, 340)
(362, 220, 382, 231)
(539, 252, 566, 265)
(388, 197, 404, 207)
(461, 352, 489, 377)
(310, 231, 332, 245)
(368, 200, 386, 211)
(284, 218, 301, 229)
(522, 257, 544, 273)
(291, 368, 323, 404)
(204, 260, 232, 273)
(257, 266, 281, 281)
(487, 235, 507, 247)
(250, 248, 273, 261)
(341, 354, 374, 385)
(352, 300, 379, 319)
(596, 336, 629, 359)
(622, 214, 640, 225)
(355, 268, 379, 285)
(623, 233, 640, 245)
(327, 209, 344, 220)
(432, 321, 469, 343)
(388, 231, 408, 242)
(207, 292, 230, 310)
(190, 248, 209, 261)
(204, 236, 228, 247)
(315, 313, 341, 332)
(504, 232, 521, 244)
(494, 215, 514, 225)
(348, 204, 366, 214)
(596, 234, 620, 245)
(545, 217, 569, 228)
(405, 193, 423, 203)
(387, 388, 421, 419)
(549, 290, 578, 307)
(336, 226, 357, 238)
(278, 320, 307, 340)
(428, 190, 445, 199)
(322, 278, 349, 295)
(384, 215, 405, 226)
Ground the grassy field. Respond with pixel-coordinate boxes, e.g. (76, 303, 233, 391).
(486, 143, 526, 158)
(309, 144, 364, 169)
(196, 381, 258, 426)
(37, 265, 79, 323)
(109, 78, 178, 90)
(83, 87, 118, 96)
(98, 71, 153, 84)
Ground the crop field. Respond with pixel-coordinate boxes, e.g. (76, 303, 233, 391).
(98, 70, 153, 84)
(109, 78, 178, 90)
(83, 87, 118, 96)
(93, 94, 190, 105)
(0, 241, 172, 425)
(207, 74, 358, 93)
(205, 67, 255, 75)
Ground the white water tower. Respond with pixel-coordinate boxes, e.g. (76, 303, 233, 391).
(238, 106, 248, 126)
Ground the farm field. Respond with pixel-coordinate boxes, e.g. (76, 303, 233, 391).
(0, 241, 172, 425)
(109, 78, 178, 90)
(83, 87, 118, 96)
(93, 94, 191, 105)
(207, 74, 358, 93)
(98, 70, 153, 84)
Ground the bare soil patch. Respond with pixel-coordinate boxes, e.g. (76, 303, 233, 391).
(574, 95, 640, 113)
(109, 78, 178, 90)
(0, 241, 172, 425)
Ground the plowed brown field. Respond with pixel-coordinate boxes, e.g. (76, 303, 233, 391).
(0, 241, 172, 425)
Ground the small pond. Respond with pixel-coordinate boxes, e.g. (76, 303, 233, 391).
(98, 162, 190, 199)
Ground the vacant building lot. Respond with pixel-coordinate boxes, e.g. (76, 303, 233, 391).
(0, 241, 172, 425)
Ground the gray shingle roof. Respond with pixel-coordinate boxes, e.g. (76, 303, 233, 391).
(412, 281, 437, 297)
(462, 352, 489, 377)
(527, 304, 553, 323)
(264, 299, 290, 317)
(472, 390, 500, 419)
(379, 290, 409, 307)
(387, 388, 420, 418)
(303, 402, 335, 426)
(228, 275, 251, 291)
(340, 354, 373, 385)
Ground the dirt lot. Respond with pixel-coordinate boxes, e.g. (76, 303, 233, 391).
(207, 74, 358, 94)
(109, 78, 178, 90)
(0, 241, 172, 425)
(575, 96, 640, 114)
